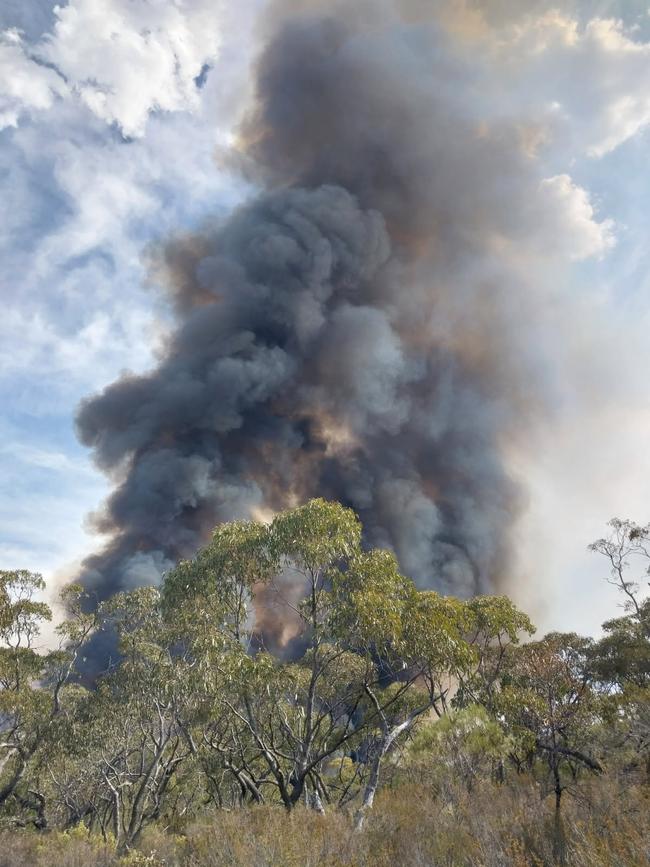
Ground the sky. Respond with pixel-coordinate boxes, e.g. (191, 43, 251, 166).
(1, 0, 649, 635)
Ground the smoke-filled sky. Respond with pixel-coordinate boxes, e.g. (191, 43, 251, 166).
(2, 0, 650, 634)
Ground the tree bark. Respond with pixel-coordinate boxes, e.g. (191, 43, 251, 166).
(552, 765, 566, 866)
(0, 752, 27, 807)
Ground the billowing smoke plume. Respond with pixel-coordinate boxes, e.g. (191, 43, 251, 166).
(76, 0, 574, 607)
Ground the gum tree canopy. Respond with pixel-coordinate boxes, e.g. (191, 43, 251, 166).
(0, 500, 534, 846)
(161, 499, 534, 820)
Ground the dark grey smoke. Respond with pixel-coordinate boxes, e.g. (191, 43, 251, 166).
(76, 0, 558, 613)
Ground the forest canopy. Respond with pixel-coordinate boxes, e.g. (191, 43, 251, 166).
(0, 502, 648, 866)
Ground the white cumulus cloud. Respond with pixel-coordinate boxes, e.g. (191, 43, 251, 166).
(492, 12, 650, 158)
(0, 0, 226, 137)
(0, 28, 64, 128)
(539, 174, 616, 260)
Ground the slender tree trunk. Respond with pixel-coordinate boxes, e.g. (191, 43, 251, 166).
(226, 762, 263, 805)
(354, 746, 385, 831)
(0, 748, 16, 778)
(121, 747, 168, 854)
(354, 701, 428, 831)
(308, 788, 325, 815)
(552, 765, 566, 865)
(0, 752, 27, 806)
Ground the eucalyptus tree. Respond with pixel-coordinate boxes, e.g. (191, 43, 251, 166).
(590, 519, 650, 784)
(330, 552, 476, 827)
(162, 519, 278, 808)
(164, 499, 368, 813)
(162, 498, 534, 825)
(495, 632, 603, 863)
(453, 595, 536, 712)
(84, 587, 200, 853)
(589, 518, 650, 625)
(0, 571, 96, 820)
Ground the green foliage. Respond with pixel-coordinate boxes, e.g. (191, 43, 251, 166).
(0, 504, 648, 866)
(269, 498, 362, 575)
(591, 600, 650, 689)
(410, 705, 511, 762)
(465, 594, 536, 645)
(494, 632, 604, 818)
(0, 570, 98, 819)
(163, 520, 274, 642)
(330, 548, 414, 654)
(0, 569, 51, 646)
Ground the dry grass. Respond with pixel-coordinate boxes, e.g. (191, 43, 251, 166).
(0, 777, 647, 866)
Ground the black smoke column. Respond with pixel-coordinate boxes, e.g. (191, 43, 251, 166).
(76, 2, 553, 623)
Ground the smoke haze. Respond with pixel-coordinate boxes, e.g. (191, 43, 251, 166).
(74, 0, 615, 613)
